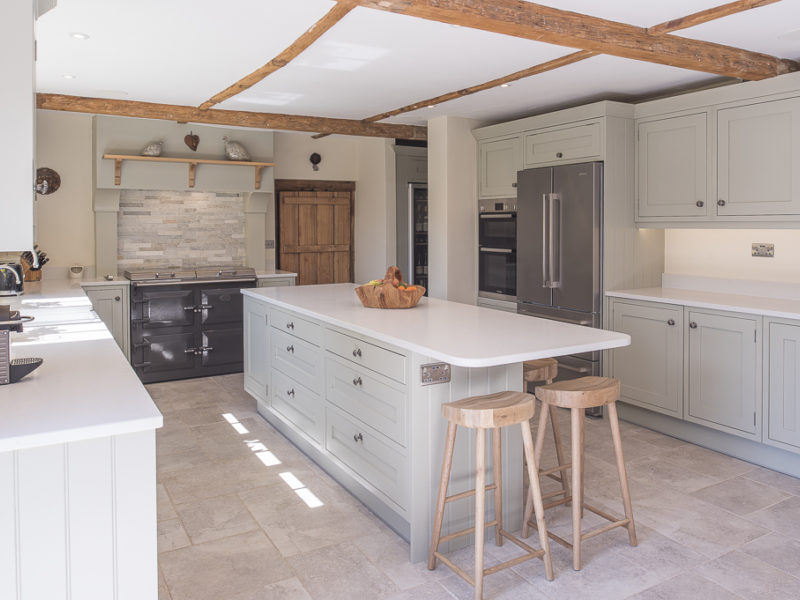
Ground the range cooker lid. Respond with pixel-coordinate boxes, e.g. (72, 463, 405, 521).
(194, 265, 256, 280)
(124, 265, 257, 281)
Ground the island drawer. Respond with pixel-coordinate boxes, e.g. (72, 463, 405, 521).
(325, 356, 407, 447)
(270, 308, 322, 346)
(325, 405, 408, 510)
(324, 329, 406, 384)
(270, 329, 323, 394)
(272, 368, 323, 444)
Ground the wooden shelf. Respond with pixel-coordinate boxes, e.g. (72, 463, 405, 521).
(103, 154, 275, 190)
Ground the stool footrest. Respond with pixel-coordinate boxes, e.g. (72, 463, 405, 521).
(540, 463, 571, 477)
(581, 518, 631, 542)
(438, 520, 499, 545)
(444, 483, 497, 504)
(526, 499, 628, 549)
(541, 489, 568, 501)
(433, 552, 474, 586)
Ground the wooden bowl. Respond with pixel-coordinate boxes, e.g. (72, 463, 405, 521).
(355, 266, 426, 309)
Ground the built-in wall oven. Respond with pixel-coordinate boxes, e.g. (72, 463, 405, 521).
(478, 199, 517, 302)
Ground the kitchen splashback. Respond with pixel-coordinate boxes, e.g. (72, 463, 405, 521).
(117, 190, 245, 271)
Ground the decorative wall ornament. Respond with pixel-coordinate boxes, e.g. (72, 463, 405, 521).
(184, 131, 199, 152)
(222, 136, 251, 161)
(310, 152, 322, 171)
(140, 140, 163, 156)
(35, 167, 61, 195)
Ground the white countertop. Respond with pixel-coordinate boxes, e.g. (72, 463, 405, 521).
(243, 284, 630, 367)
(607, 287, 800, 320)
(256, 269, 296, 279)
(0, 280, 162, 453)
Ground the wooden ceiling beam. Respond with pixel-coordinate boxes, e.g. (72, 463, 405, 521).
(198, 1, 356, 110)
(354, 0, 798, 81)
(648, 0, 782, 35)
(36, 94, 427, 140)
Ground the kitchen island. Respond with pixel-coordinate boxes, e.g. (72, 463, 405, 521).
(0, 280, 162, 600)
(242, 283, 629, 561)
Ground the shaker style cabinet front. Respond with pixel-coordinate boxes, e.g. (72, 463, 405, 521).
(84, 285, 130, 360)
(478, 135, 522, 199)
(685, 309, 761, 439)
(766, 320, 800, 453)
(717, 97, 800, 216)
(636, 113, 707, 219)
(523, 121, 601, 167)
(611, 301, 683, 418)
(243, 296, 269, 403)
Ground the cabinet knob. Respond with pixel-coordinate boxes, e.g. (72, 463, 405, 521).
(286, 344, 294, 353)
(717, 199, 726, 206)
(286, 321, 294, 329)
(353, 432, 363, 443)
(352, 347, 362, 358)
(689, 322, 698, 329)
(352, 376, 363, 386)
(556, 152, 563, 158)
(696, 200, 704, 208)
(667, 319, 675, 326)
(511, 182, 517, 188)
(287, 388, 295, 397)
(114, 296, 120, 301)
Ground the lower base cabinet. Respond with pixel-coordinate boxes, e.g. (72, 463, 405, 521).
(766, 320, 800, 452)
(82, 284, 130, 359)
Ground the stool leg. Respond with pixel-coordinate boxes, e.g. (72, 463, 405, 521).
(549, 404, 571, 503)
(475, 428, 486, 600)
(607, 401, 638, 547)
(571, 407, 585, 571)
(521, 421, 554, 581)
(428, 421, 457, 570)
(522, 403, 549, 538)
(492, 427, 503, 547)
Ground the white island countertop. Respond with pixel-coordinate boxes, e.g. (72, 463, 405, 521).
(243, 284, 630, 367)
(0, 280, 162, 453)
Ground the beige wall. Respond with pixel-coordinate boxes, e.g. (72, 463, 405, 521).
(273, 132, 358, 180)
(35, 110, 94, 272)
(665, 228, 800, 283)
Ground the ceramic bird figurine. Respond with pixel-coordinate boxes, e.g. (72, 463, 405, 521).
(141, 140, 163, 157)
(223, 136, 251, 161)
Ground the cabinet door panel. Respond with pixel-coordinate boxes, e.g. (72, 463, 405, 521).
(524, 122, 601, 167)
(686, 310, 759, 436)
(637, 114, 707, 218)
(611, 302, 683, 417)
(479, 136, 522, 198)
(85, 286, 128, 355)
(767, 322, 800, 452)
(243, 298, 268, 403)
(718, 97, 800, 216)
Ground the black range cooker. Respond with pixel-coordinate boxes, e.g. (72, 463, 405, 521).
(124, 266, 257, 383)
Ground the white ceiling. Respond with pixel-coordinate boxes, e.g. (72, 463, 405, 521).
(35, 0, 800, 131)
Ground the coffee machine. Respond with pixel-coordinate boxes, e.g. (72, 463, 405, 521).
(0, 305, 42, 384)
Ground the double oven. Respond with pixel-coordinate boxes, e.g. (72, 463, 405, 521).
(478, 199, 517, 302)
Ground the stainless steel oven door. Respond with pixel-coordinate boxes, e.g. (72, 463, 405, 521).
(478, 248, 516, 301)
(479, 212, 516, 249)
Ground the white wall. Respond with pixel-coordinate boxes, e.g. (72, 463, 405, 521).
(35, 110, 95, 272)
(665, 228, 800, 283)
(428, 116, 479, 304)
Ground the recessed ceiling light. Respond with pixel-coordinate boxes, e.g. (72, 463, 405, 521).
(63, 74, 76, 79)
(427, 105, 435, 108)
(69, 32, 90, 40)
(500, 83, 511, 88)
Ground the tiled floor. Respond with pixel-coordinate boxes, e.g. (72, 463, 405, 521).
(150, 375, 800, 600)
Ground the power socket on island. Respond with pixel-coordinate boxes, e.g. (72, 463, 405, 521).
(421, 362, 451, 386)
(752, 243, 775, 258)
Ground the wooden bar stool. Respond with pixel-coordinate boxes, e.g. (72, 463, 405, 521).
(523, 359, 571, 507)
(428, 390, 554, 599)
(522, 376, 637, 571)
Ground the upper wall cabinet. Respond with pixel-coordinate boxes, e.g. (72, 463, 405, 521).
(523, 121, 601, 167)
(478, 135, 522, 199)
(717, 97, 800, 216)
(637, 114, 707, 219)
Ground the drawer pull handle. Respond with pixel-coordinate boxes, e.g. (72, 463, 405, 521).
(287, 388, 295, 397)
(353, 376, 363, 386)
(696, 200, 704, 208)
(353, 433, 363, 443)
(667, 319, 675, 326)
(286, 321, 294, 329)
(689, 322, 698, 329)
(556, 151, 563, 158)
(352, 347, 362, 358)
(717, 199, 726, 207)
(286, 344, 295, 353)
(114, 296, 120, 302)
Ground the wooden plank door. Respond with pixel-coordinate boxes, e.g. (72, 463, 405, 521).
(279, 190, 353, 285)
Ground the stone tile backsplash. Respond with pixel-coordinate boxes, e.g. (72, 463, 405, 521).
(118, 190, 245, 271)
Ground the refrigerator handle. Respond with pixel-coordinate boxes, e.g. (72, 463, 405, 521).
(549, 193, 561, 289)
(541, 194, 549, 288)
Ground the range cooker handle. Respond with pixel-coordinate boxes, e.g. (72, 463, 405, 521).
(132, 361, 152, 368)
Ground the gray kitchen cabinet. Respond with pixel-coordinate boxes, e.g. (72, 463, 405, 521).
(636, 113, 707, 219)
(243, 296, 269, 403)
(611, 300, 683, 418)
(523, 121, 601, 167)
(686, 309, 761, 439)
(257, 275, 296, 288)
(478, 135, 522, 198)
(765, 320, 800, 453)
(717, 97, 800, 216)
(83, 285, 130, 360)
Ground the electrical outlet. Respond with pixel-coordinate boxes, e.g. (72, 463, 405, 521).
(421, 363, 451, 386)
(752, 243, 774, 258)
(265, 240, 275, 249)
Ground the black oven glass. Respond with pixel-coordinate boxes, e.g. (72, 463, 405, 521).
(479, 212, 516, 249)
(478, 250, 516, 296)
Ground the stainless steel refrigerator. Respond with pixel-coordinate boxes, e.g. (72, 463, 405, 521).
(516, 161, 603, 384)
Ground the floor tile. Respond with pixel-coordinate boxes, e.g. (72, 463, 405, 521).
(745, 496, 800, 540)
(696, 550, 800, 600)
(743, 466, 800, 496)
(158, 567, 172, 600)
(625, 454, 720, 494)
(175, 494, 259, 545)
(158, 518, 190, 553)
(382, 581, 456, 600)
(740, 532, 800, 575)
(690, 476, 790, 515)
(354, 529, 449, 590)
(655, 444, 755, 481)
(159, 530, 290, 600)
(229, 577, 313, 600)
(287, 542, 400, 600)
(626, 571, 743, 600)
(157, 483, 178, 521)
